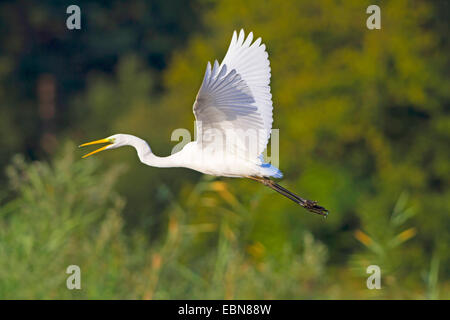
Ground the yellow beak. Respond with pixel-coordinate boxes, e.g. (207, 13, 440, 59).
(79, 138, 113, 158)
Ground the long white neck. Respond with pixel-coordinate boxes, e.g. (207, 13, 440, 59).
(118, 134, 179, 168)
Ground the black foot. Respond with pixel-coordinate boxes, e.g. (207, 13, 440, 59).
(304, 200, 329, 217)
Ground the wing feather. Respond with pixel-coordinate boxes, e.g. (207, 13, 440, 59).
(193, 30, 273, 161)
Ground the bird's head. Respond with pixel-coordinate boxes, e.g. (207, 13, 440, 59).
(79, 134, 126, 158)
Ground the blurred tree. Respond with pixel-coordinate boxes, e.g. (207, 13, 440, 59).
(0, 0, 204, 166)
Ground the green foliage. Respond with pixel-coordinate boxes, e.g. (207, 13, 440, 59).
(0, 0, 448, 299)
(153, 0, 449, 297)
(0, 144, 153, 299)
(1, 145, 447, 299)
(0, 146, 330, 299)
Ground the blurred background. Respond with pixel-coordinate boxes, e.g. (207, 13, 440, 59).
(0, 0, 448, 299)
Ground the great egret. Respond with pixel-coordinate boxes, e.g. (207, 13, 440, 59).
(80, 30, 329, 217)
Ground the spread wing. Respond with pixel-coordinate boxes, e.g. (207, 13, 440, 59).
(193, 30, 273, 161)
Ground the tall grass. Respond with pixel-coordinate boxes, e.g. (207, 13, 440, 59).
(0, 143, 446, 299)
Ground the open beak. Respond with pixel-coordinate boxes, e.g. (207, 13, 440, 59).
(79, 138, 113, 158)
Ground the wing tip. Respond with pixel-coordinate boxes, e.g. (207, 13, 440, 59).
(202, 61, 212, 87)
(231, 29, 265, 50)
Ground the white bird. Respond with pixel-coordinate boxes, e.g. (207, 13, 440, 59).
(80, 30, 328, 216)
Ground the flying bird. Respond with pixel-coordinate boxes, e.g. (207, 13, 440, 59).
(79, 30, 329, 217)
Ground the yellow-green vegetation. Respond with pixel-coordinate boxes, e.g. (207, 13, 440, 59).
(0, 0, 448, 299)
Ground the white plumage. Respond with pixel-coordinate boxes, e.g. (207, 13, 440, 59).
(189, 29, 279, 177)
(80, 30, 329, 217)
(195, 30, 273, 158)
